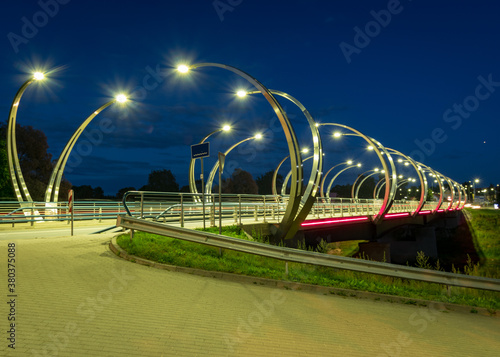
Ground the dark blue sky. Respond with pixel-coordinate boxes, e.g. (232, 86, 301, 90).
(2, 0, 499, 195)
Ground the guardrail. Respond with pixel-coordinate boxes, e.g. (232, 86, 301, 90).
(116, 215, 500, 292)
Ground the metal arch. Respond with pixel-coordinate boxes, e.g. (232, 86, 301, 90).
(325, 164, 361, 200)
(187, 63, 303, 240)
(272, 155, 289, 197)
(281, 154, 314, 195)
(189, 128, 227, 202)
(204, 136, 255, 197)
(7, 78, 37, 202)
(417, 163, 444, 213)
(434, 172, 455, 211)
(458, 184, 467, 209)
(386, 148, 427, 216)
(352, 169, 380, 200)
(321, 162, 352, 200)
(44, 100, 116, 203)
(246, 88, 323, 239)
(318, 123, 398, 223)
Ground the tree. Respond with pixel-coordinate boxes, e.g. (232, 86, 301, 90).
(256, 170, 283, 195)
(223, 169, 258, 194)
(0, 121, 71, 201)
(140, 169, 179, 192)
(72, 185, 105, 199)
(0, 138, 15, 199)
(116, 187, 136, 200)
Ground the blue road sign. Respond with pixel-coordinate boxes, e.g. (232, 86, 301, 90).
(191, 142, 210, 159)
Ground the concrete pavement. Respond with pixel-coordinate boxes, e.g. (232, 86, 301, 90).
(0, 230, 499, 356)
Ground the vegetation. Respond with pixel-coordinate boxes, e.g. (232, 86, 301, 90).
(117, 223, 499, 311)
(465, 208, 500, 278)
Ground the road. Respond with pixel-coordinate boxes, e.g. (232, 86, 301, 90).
(0, 224, 499, 356)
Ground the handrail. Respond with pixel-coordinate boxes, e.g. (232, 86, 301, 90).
(116, 215, 500, 292)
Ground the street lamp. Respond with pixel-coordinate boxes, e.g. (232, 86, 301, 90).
(237, 89, 323, 229)
(352, 168, 381, 200)
(7, 71, 46, 203)
(176, 63, 303, 241)
(317, 123, 398, 222)
(325, 163, 361, 200)
(189, 125, 231, 202)
(205, 134, 263, 196)
(44, 94, 129, 204)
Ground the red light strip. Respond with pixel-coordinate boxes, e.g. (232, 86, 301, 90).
(384, 212, 410, 219)
(437, 209, 445, 213)
(418, 210, 432, 215)
(301, 216, 369, 227)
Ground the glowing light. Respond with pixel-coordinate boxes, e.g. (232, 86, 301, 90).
(333, 132, 342, 138)
(254, 133, 262, 140)
(222, 125, 231, 131)
(367, 145, 374, 150)
(302, 148, 309, 153)
(301, 216, 369, 227)
(116, 94, 127, 103)
(347, 160, 353, 165)
(236, 90, 247, 97)
(384, 212, 410, 219)
(33, 72, 45, 80)
(177, 64, 189, 73)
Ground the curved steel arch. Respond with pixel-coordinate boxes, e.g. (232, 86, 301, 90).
(352, 169, 381, 200)
(325, 164, 361, 200)
(246, 88, 323, 239)
(322, 161, 353, 200)
(385, 148, 427, 216)
(281, 154, 314, 195)
(189, 127, 229, 202)
(44, 100, 118, 203)
(272, 155, 289, 197)
(7, 76, 43, 202)
(317, 123, 398, 223)
(205, 136, 256, 196)
(187, 63, 303, 240)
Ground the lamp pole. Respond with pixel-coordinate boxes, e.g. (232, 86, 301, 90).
(7, 72, 46, 203)
(44, 95, 128, 204)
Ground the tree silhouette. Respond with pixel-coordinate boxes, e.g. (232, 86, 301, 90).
(256, 170, 283, 195)
(140, 169, 179, 192)
(224, 168, 258, 194)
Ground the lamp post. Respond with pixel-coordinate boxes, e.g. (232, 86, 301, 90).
(189, 125, 231, 202)
(272, 148, 309, 197)
(325, 163, 361, 200)
(204, 134, 262, 197)
(317, 123, 398, 222)
(321, 160, 355, 200)
(352, 168, 380, 200)
(177, 63, 303, 241)
(238, 89, 323, 235)
(44, 94, 128, 204)
(7, 72, 46, 203)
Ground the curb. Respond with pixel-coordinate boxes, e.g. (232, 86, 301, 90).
(109, 235, 497, 318)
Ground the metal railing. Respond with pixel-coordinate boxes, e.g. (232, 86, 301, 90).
(0, 192, 456, 226)
(116, 215, 500, 293)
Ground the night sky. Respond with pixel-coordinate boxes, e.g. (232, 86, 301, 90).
(2, 0, 499, 196)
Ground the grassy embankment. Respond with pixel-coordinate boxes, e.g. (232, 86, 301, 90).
(116, 210, 500, 311)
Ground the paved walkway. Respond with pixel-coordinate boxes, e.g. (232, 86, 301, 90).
(0, 231, 499, 356)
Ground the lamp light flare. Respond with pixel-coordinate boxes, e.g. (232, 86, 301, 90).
(347, 160, 353, 165)
(177, 64, 189, 73)
(222, 125, 231, 131)
(116, 94, 127, 103)
(333, 132, 341, 138)
(254, 133, 262, 139)
(302, 148, 309, 153)
(236, 90, 247, 97)
(33, 72, 45, 80)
